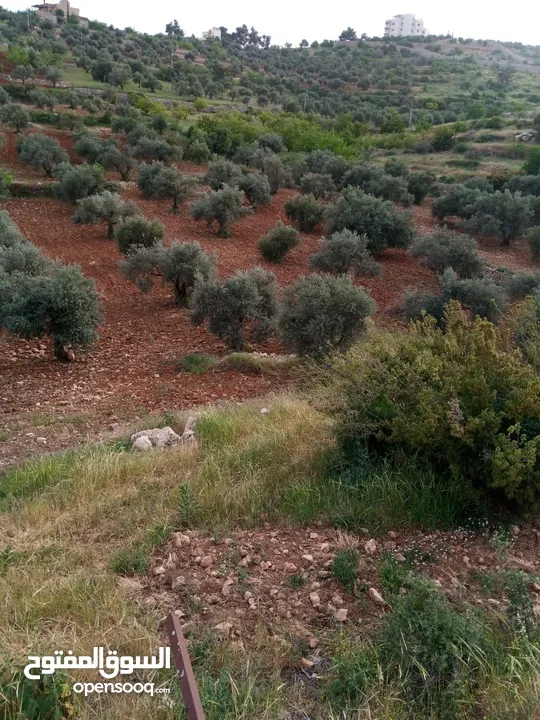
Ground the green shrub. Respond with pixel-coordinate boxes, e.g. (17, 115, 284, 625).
(332, 549, 359, 593)
(0, 103, 30, 133)
(115, 216, 164, 255)
(411, 228, 484, 278)
(523, 147, 540, 176)
(0, 659, 79, 719)
(152, 167, 195, 212)
(326, 640, 378, 712)
(136, 161, 166, 198)
(258, 133, 284, 153)
(506, 271, 540, 299)
(190, 185, 253, 238)
(527, 227, 540, 263)
(309, 229, 381, 277)
(333, 301, 540, 505)
(407, 171, 436, 204)
(384, 158, 409, 178)
(431, 184, 482, 220)
(191, 267, 278, 350)
(284, 194, 324, 232)
(504, 175, 540, 196)
(279, 274, 375, 358)
(184, 139, 211, 164)
(257, 222, 299, 262)
(299, 172, 336, 199)
(432, 126, 456, 151)
(262, 153, 287, 194)
(121, 241, 214, 306)
(326, 188, 415, 255)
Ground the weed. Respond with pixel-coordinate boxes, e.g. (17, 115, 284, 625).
(332, 549, 359, 594)
(287, 573, 307, 588)
(177, 483, 200, 528)
(490, 528, 513, 560)
(0, 546, 18, 575)
(379, 552, 409, 597)
(109, 545, 149, 575)
(326, 638, 379, 711)
(502, 570, 536, 638)
(176, 353, 218, 374)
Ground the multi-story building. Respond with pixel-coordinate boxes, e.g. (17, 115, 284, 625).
(200, 27, 222, 41)
(384, 14, 427, 37)
(32, 0, 89, 28)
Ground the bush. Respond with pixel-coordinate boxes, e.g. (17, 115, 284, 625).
(300, 172, 336, 199)
(284, 194, 324, 232)
(54, 163, 106, 204)
(184, 139, 211, 164)
(523, 148, 540, 176)
(258, 133, 284, 153)
(205, 159, 243, 191)
(16, 133, 68, 178)
(333, 301, 540, 504)
(407, 171, 436, 205)
(377, 576, 489, 714)
(384, 158, 409, 178)
(191, 266, 278, 350)
(463, 190, 532, 245)
(504, 175, 540, 197)
(115, 216, 164, 255)
(431, 184, 483, 220)
(73, 190, 140, 239)
(0, 240, 56, 277)
(136, 161, 166, 198)
(279, 274, 375, 358)
(506, 271, 540, 299)
(326, 188, 415, 255)
(411, 229, 484, 278)
(240, 172, 271, 207)
(121, 241, 214, 306)
(309, 229, 381, 277)
(0, 264, 101, 360)
(133, 137, 181, 163)
(190, 185, 252, 238)
(262, 153, 287, 194)
(527, 227, 540, 262)
(432, 126, 456, 151)
(366, 174, 413, 206)
(257, 222, 299, 263)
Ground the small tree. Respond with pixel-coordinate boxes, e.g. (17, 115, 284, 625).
(384, 159, 409, 178)
(29, 89, 55, 110)
(279, 274, 375, 357)
(54, 164, 106, 204)
(190, 185, 252, 238)
(284, 194, 324, 232)
(115, 216, 164, 255)
(107, 64, 132, 90)
(326, 188, 415, 255)
(142, 74, 162, 93)
(411, 229, 484, 278)
(365, 175, 413, 206)
(133, 138, 181, 163)
(339, 28, 357, 41)
(151, 114, 169, 135)
(407, 171, 436, 205)
(101, 147, 138, 181)
(17, 134, 68, 178)
(0, 87, 9, 106)
(240, 173, 271, 207)
(73, 191, 140, 239)
(137, 161, 166, 198)
(184, 139, 210, 164)
(431, 185, 482, 220)
(0, 265, 101, 360)
(0, 104, 30, 133)
(205, 159, 243, 191)
(309, 229, 381, 277)
(300, 173, 336, 199)
(191, 267, 278, 350)
(44, 66, 63, 87)
(432, 127, 456, 151)
(258, 133, 284, 153)
(152, 167, 195, 213)
(11, 65, 35, 85)
(121, 241, 214, 306)
(262, 153, 287, 194)
(462, 190, 532, 246)
(258, 222, 299, 262)
(523, 148, 540, 176)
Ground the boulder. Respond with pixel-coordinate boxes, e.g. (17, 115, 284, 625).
(132, 436, 153, 452)
(131, 426, 182, 448)
(184, 416, 197, 433)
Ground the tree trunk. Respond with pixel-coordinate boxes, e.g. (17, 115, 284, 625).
(174, 282, 188, 307)
(107, 221, 114, 239)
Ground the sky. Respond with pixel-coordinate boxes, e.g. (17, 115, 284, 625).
(3, 0, 540, 47)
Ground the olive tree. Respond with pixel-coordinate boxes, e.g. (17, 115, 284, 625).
(205, 159, 243, 191)
(190, 185, 252, 238)
(279, 274, 375, 357)
(115, 217, 164, 255)
(17, 134, 69, 178)
(462, 190, 532, 246)
(73, 191, 140, 238)
(411, 229, 484, 277)
(191, 266, 278, 350)
(121, 241, 214, 306)
(101, 147, 138, 181)
(54, 164, 106, 204)
(152, 167, 195, 213)
(284, 194, 324, 232)
(240, 172, 272, 207)
(0, 104, 30, 133)
(309, 229, 381, 277)
(258, 222, 299, 262)
(326, 188, 415, 254)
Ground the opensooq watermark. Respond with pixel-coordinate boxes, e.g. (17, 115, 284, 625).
(24, 647, 172, 696)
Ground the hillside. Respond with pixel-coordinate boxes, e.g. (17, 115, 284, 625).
(1, 6, 540, 720)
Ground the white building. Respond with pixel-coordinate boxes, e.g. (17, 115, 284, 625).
(200, 27, 222, 41)
(384, 14, 427, 37)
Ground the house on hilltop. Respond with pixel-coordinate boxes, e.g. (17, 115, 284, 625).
(384, 14, 427, 37)
(32, 0, 89, 28)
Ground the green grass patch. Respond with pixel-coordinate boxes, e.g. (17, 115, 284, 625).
(176, 353, 218, 374)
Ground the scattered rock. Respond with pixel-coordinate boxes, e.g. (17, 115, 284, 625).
(335, 608, 348, 622)
(36, 437, 47, 445)
(200, 555, 213, 569)
(284, 562, 297, 572)
(171, 575, 186, 590)
(172, 533, 191, 548)
(214, 621, 233, 635)
(309, 592, 321, 608)
(300, 658, 314, 669)
(184, 416, 197, 433)
(153, 565, 166, 576)
(368, 587, 387, 607)
(364, 539, 378, 555)
(302, 554, 314, 564)
(131, 426, 182, 448)
(260, 408, 270, 415)
(320, 542, 331, 553)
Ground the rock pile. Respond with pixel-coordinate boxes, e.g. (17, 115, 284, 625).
(131, 416, 198, 452)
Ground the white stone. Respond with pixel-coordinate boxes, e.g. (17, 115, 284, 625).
(132, 436, 154, 452)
